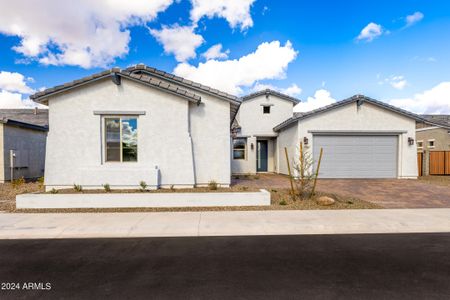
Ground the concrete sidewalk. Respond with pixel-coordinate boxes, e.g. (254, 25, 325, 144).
(0, 209, 449, 239)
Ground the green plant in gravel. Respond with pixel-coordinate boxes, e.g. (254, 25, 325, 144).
(37, 176, 45, 187)
(73, 184, 82, 192)
(279, 200, 287, 206)
(103, 183, 111, 192)
(252, 175, 260, 180)
(50, 188, 58, 194)
(139, 181, 148, 192)
(12, 176, 25, 188)
(241, 186, 248, 191)
(208, 180, 218, 190)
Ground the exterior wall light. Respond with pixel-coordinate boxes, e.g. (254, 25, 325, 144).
(408, 137, 415, 146)
(303, 137, 309, 145)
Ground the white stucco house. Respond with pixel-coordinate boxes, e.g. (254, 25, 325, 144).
(31, 64, 427, 190)
(231, 90, 299, 174)
(233, 94, 421, 179)
(30, 64, 240, 190)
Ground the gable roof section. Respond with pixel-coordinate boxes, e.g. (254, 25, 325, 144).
(31, 64, 242, 122)
(31, 67, 202, 104)
(242, 89, 301, 105)
(273, 94, 441, 132)
(0, 118, 48, 132)
(0, 108, 48, 127)
(420, 114, 450, 128)
(125, 64, 241, 122)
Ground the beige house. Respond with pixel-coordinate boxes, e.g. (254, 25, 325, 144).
(416, 115, 450, 175)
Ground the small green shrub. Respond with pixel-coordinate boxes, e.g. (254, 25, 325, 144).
(50, 188, 58, 194)
(252, 175, 260, 180)
(240, 186, 249, 191)
(37, 176, 45, 186)
(271, 189, 278, 193)
(12, 176, 25, 188)
(279, 200, 287, 206)
(73, 184, 82, 192)
(139, 181, 148, 192)
(103, 183, 111, 192)
(208, 180, 218, 190)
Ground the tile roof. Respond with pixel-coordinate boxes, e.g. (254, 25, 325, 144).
(241, 89, 301, 104)
(273, 94, 434, 132)
(31, 67, 202, 104)
(420, 114, 450, 127)
(126, 64, 240, 104)
(0, 108, 48, 127)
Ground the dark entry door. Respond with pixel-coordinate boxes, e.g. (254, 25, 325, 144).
(257, 140, 268, 172)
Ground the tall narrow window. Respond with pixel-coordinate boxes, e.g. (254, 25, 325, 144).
(233, 138, 247, 160)
(105, 117, 138, 162)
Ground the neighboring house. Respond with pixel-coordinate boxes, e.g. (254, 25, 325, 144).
(0, 109, 48, 182)
(416, 115, 450, 151)
(234, 95, 423, 179)
(30, 64, 240, 190)
(416, 115, 450, 175)
(231, 89, 299, 174)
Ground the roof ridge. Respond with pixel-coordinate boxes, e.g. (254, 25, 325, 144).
(242, 89, 301, 104)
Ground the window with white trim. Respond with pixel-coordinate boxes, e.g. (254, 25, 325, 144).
(427, 139, 435, 149)
(417, 140, 423, 150)
(105, 117, 138, 162)
(233, 138, 247, 160)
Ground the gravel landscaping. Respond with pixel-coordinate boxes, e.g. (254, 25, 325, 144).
(418, 176, 450, 187)
(0, 180, 380, 213)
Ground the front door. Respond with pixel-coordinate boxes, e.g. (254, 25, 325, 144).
(257, 140, 268, 172)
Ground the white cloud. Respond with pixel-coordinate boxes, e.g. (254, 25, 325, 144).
(202, 44, 230, 60)
(190, 0, 256, 30)
(0, 90, 44, 108)
(0, 0, 174, 68)
(378, 75, 408, 90)
(294, 89, 336, 112)
(389, 76, 407, 90)
(251, 82, 302, 97)
(357, 22, 383, 42)
(174, 40, 298, 95)
(406, 12, 424, 27)
(390, 82, 450, 114)
(150, 25, 204, 62)
(0, 71, 35, 94)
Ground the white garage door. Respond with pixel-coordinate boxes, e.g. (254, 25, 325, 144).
(313, 135, 398, 178)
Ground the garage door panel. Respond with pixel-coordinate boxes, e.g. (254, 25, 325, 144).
(313, 135, 398, 178)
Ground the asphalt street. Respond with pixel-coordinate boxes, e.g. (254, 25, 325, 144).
(0, 233, 449, 299)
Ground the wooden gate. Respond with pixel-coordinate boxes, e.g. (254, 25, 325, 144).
(429, 151, 450, 175)
(417, 152, 423, 176)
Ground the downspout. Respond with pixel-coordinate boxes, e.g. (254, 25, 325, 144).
(188, 100, 200, 186)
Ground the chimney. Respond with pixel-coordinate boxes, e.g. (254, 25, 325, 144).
(34, 107, 38, 115)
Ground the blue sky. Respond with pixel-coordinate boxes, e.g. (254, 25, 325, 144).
(0, 0, 449, 113)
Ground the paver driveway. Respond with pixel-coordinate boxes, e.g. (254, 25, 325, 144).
(232, 174, 450, 208)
